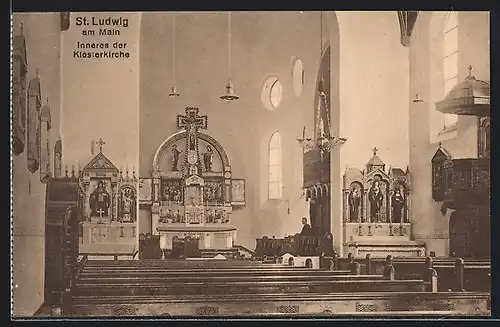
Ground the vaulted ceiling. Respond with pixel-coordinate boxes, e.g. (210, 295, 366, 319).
(397, 11, 419, 47)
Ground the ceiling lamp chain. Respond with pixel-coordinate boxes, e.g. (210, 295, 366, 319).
(169, 14, 180, 97)
(221, 11, 239, 102)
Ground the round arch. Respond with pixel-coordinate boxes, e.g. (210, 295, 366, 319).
(152, 131, 231, 171)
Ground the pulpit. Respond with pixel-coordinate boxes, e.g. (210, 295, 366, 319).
(342, 149, 425, 257)
(143, 108, 244, 254)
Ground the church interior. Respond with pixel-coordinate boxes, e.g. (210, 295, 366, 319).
(11, 11, 490, 317)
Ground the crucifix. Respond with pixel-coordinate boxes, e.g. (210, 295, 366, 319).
(97, 138, 106, 153)
(176, 107, 208, 174)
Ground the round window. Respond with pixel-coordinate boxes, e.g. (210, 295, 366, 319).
(292, 59, 304, 97)
(261, 77, 283, 111)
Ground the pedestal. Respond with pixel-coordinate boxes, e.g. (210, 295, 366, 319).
(157, 224, 237, 250)
(342, 223, 426, 258)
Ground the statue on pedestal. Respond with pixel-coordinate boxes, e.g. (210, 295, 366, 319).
(171, 145, 182, 171)
(89, 180, 111, 218)
(391, 186, 406, 224)
(368, 180, 384, 223)
(203, 145, 213, 172)
(348, 186, 361, 223)
(119, 187, 136, 223)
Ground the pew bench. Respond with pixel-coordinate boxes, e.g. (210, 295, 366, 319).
(75, 279, 429, 296)
(71, 291, 490, 317)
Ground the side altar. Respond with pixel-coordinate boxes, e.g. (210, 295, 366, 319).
(78, 139, 138, 256)
(140, 107, 245, 252)
(342, 148, 425, 258)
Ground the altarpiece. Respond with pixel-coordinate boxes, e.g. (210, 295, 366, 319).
(78, 139, 138, 255)
(342, 149, 425, 257)
(140, 107, 245, 251)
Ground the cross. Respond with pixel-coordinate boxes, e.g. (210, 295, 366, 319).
(372, 147, 378, 156)
(176, 107, 208, 132)
(97, 208, 104, 218)
(96, 138, 106, 153)
(468, 65, 473, 76)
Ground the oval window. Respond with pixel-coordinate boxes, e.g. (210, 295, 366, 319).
(292, 59, 304, 97)
(261, 77, 283, 111)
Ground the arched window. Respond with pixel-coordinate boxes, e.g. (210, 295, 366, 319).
(268, 131, 282, 199)
(443, 12, 459, 127)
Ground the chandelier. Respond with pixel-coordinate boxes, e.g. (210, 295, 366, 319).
(297, 12, 346, 152)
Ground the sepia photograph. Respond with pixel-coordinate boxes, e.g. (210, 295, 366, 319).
(11, 10, 491, 319)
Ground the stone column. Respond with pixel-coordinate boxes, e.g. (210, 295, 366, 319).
(388, 190, 393, 224)
(152, 170, 160, 202)
(363, 190, 369, 223)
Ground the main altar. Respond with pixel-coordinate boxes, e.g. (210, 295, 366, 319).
(139, 107, 245, 253)
(342, 148, 425, 257)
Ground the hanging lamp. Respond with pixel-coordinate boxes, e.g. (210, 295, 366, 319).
(220, 11, 239, 102)
(169, 14, 180, 97)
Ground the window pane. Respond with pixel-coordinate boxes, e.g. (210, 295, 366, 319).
(270, 80, 283, 109)
(444, 114, 458, 126)
(443, 27, 458, 57)
(269, 149, 280, 166)
(269, 182, 282, 199)
(444, 12, 458, 32)
(269, 132, 280, 148)
(444, 77, 457, 96)
(269, 166, 281, 182)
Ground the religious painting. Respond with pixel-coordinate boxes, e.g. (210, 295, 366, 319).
(231, 179, 245, 205)
(138, 178, 152, 203)
(88, 179, 112, 219)
(118, 185, 136, 223)
(161, 179, 183, 203)
(185, 186, 202, 206)
(204, 180, 224, 204)
(348, 182, 363, 223)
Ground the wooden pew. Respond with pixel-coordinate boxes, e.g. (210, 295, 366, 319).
(72, 291, 490, 317)
(338, 254, 490, 292)
(75, 279, 428, 297)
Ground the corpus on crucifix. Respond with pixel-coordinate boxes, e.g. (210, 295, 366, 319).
(176, 107, 208, 173)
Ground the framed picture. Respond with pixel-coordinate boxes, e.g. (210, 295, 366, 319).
(231, 179, 245, 206)
(139, 178, 152, 203)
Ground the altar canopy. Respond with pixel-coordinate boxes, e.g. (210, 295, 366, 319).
(140, 107, 245, 252)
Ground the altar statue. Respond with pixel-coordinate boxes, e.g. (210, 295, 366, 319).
(348, 187, 361, 222)
(368, 180, 384, 223)
(391, 186, 406, 224)
(89, 180, 111, 218)
(171, 144, 182, 171)
(119, 187, 136, 223)
(203, 145, 213, 172)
